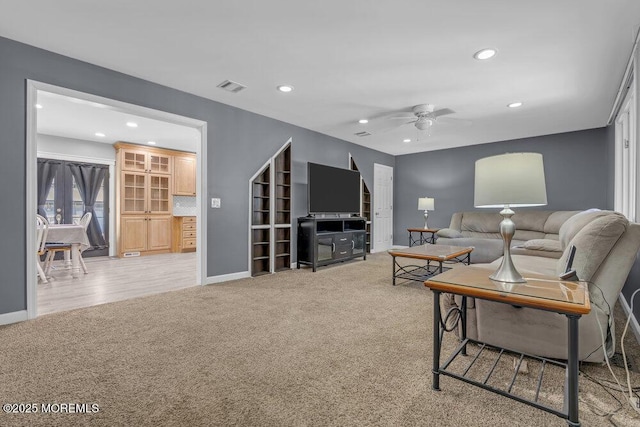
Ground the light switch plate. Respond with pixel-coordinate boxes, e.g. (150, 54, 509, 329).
(211, 198, 221, 208)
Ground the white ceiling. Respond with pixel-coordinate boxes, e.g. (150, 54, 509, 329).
(2, 1, 639, 155)
(36, 91, 200, 152)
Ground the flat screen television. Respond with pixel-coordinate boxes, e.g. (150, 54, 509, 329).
(308, 162, 361, 215)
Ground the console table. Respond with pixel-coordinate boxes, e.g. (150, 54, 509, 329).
(407, 227, 439, 246)
(297, 217, 366, 272)
(425, 267, 590, 426)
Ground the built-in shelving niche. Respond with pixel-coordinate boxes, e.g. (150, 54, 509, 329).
(350, 157, 372, 253)
(249, 139, 292, 276)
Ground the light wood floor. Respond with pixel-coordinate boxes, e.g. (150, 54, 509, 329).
(37, 252, 197, 316)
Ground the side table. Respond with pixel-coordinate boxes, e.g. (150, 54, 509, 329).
(407, 227, 439, 246)
(425, 267, 590, 426)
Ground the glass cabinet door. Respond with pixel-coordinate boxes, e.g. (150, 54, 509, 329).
(121, 172, 147, 214)
(148, 153, 172, 174)
(352, 232, 366, 256)
(148, 174, 171, 213)
(317, 235, 334, 262)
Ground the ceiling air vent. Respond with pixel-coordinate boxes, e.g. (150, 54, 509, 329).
(217, 80, 247, 93)
(354, 131, 372, 137)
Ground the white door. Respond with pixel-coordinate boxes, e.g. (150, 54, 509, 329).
(373, 163, 393, 252)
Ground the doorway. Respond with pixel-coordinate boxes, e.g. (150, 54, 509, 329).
(373, 163, 393, 252)
(26, 81, 208, 319)
(39, 158, 110, 257)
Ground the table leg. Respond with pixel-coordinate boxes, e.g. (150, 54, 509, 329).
(392, 255, 396, 286)
(71, 243, 81, 279)
(461, 296, 467, 356)
(63, 249, 72, 269)
(433, 289, 441, 391)
(408, 231, 412, 247)
(566, 314, 581, 426)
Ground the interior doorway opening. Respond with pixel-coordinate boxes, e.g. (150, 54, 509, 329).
(27, 81, 208, 318)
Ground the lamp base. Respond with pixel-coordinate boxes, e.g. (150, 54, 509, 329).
(423, 211, 429, 229)
(489, 206, 526, 284)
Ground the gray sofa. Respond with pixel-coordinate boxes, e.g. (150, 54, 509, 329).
(436, 210, 580, 263)
(440, 210, 640, 362)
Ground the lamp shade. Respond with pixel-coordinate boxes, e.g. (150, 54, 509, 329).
(418, 197, 435, 211)
(474, 153, 547, 208)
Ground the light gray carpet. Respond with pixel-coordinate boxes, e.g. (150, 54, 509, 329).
(1, 252, 639, 426)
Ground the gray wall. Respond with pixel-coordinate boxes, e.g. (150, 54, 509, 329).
(394, 128, 612, 242)
(0, 36, 392, 315)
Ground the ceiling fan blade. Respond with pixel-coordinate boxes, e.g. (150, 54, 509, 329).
(432, 108, 455, 118)
(387, 115, 416, 120)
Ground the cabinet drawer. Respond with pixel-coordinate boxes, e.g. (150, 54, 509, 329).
(182, 223, 196, 231)
(334, 244, 352, 260)
(183, 230, 197, 239)
(183, 239, 196, 248)
(333, 233, 351, 245)
(183, 216, 196, 223)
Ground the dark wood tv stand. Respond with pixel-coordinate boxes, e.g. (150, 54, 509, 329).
(297, 216, 367, 272)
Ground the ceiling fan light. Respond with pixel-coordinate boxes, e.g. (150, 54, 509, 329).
(415, 119, 433, 130)
(474, 48, 497, 60)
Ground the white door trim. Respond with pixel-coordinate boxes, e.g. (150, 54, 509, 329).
(26, 80, 208, 320)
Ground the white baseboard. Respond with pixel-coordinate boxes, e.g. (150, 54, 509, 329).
(0, 310, 28, 325)
(618, 294, 640, 345)
(206, 271, 251, 284)
(291, 262, 297, 269)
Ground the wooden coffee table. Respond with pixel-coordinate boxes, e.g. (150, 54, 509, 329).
(387, 244, 472, 286)
(425, 267, 591, 426)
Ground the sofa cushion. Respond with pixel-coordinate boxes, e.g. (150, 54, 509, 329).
(558, 209, 606, 249)
(460, 212, 502, 233)
(544, 211, 579, 235)
(511, 211, 551, 233)
(436, 228, 463, 238)
(556, 212, 628, 281)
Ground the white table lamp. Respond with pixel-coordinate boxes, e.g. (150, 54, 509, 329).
(418, 197, 435, 229)
(474, 153, 547, 283)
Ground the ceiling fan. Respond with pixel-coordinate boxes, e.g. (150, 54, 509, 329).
(384, 104, 470, 138)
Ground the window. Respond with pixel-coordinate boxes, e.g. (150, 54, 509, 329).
(614, 80, 638, 222)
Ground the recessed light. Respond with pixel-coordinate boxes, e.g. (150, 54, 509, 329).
(358, 119, 369, 124)
(95, 132, 106, 137)
(35, 104, 43, 109)
(473, 48, 497, 60)
(507, 102, 523, 108)
(147, 141, 156, 145)
(126, 121, 138, 128)
(277, 85, 294, 93)
(403, 138, 411, 143)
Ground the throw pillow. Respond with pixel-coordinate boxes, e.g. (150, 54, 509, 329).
(437, 228, 463, 238)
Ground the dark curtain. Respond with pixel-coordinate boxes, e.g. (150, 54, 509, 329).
(68, 163, 108, 248)
(37, 159, 61, 218)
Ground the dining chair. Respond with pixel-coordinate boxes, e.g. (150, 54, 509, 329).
(44, 212, 92, 275)
(36, 214, 49, 283)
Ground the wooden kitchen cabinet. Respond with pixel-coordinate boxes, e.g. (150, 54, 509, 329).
(119, 145, 172, 174)
(120, 215, 172, 255)
(115, 142, 185, 257)
(172, 216, 197, 253)
(120, 172, 171, 215)
(173, 154, 196, 196)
